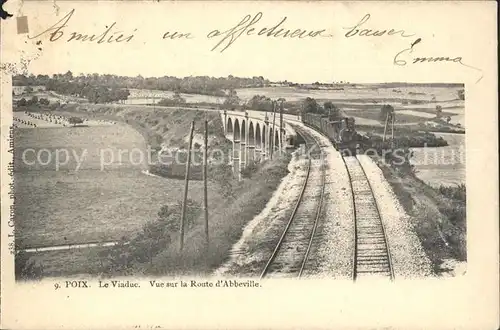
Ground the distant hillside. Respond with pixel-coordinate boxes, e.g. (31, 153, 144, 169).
(362, 83, 464, 89)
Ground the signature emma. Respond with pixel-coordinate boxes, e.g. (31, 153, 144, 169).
(394, 38, 483, 82)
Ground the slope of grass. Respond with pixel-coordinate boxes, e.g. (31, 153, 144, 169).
(148, 155, 292, 276)
(17, 104, 291, 278)
(376, 159, 466, 274)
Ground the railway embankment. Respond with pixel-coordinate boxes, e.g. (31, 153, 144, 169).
(358, 155, 434, 278)
(375, 159, 467, 277)
(216, 122, 355, 279)
(215, 149, 308, 277)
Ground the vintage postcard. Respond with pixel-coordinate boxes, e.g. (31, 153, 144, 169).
(1, 1, 498, 329)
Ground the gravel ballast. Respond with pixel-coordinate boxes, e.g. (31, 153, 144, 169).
(214, 150, 307, 277)
(215, 121, 432, 279)
(299, 124, 355, 279)
(357, 155, 434, 278)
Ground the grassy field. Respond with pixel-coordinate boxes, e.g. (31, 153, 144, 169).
(15, 84, 465, 128)
(14, 125, 212, 249)
(347, 109, 429, 124)
(149, 155, 292, 276)
(53, 104, 230, 151)
(15, 169, 207, 248)
(24, 155, 291, 278)
(237, 85, 464, 127)
(410, 133, 465, 187)
(15, 103, 293, 278)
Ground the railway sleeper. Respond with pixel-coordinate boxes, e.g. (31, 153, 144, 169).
(357, 237, 386, 242)
(357, 223, 383, 228)
(356, 225, 384, 229)
(357, 219, 383, 223)
(357, 240, 386, 244)
(352, 185, 371, 191)
(355, 203, 378, 209)
(357, 250, 388, 255)
(357, 232, 385, 237)
(357, 236, 386, 241)
(357, 230, 385, 235)
(357, 264, 390, 270)
(357, 248, 388, 253)
(354, 199, 378, 205)
(357, 214, 381, 218)
(358, 259, 390, 264)
(357, 242, 386, 245)
(357, 224, 383, 228)
(357, 262, 390, 268)
(356, 269, 391, 274)
(356, 256, 390, 261)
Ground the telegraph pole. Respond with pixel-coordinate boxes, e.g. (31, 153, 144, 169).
(270, 100, 277, 159)
(279, 99, 284, 155)
(383, 112, 389, 142)
(203, 117, 209, 252)
(391, 113, 395, 150)
(180, 121, 195, 252)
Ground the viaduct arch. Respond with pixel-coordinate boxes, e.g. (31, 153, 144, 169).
(221, 110, 297, 179)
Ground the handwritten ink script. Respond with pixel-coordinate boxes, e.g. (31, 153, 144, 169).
(28, 9, 137, 44)
(21, 8, 481, 75)
(28, 9, 412, 52)
(394, 38, 483, 81)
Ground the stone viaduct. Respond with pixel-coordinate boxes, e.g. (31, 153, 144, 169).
(221, 110, 298, 178)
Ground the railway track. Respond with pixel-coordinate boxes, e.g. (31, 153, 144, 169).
(260, 127, 326, 279)
(343, 156, 394, 281)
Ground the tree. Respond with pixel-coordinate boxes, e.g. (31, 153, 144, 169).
(120, 89, 131, 102)
(172, 91, 186, 104)
(302, 97, 322, 114)
(39, 98, 50, 106)
(380, 104, 395, 121)
(324, 101, 340, 119)
(27, 96, 38, 106)
(63, 70, 73, 81)
(68, 117, 84, 127)
(17, 98, 27, 106)
(25, 86, 34, 93)
(247, 95, 273, 111)
(224, 88, 240, 107)
(457, 89, 465, 100)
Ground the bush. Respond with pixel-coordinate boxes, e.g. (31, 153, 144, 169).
(26, 96, 38, 106)
(17, 98, 27, 106)
(50, 101, 61, 110)
(439, 203, 466, 226)
(39, 98, 50, 106)
(98, 200, 202, 274)
(15, 241, 44, 281)
(438, 184, 466, 202)
(240, 160, 259, 179)
(361, 130, 448, 150)
(209, 163, 236, 198)
(68, 117, 84, 126)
